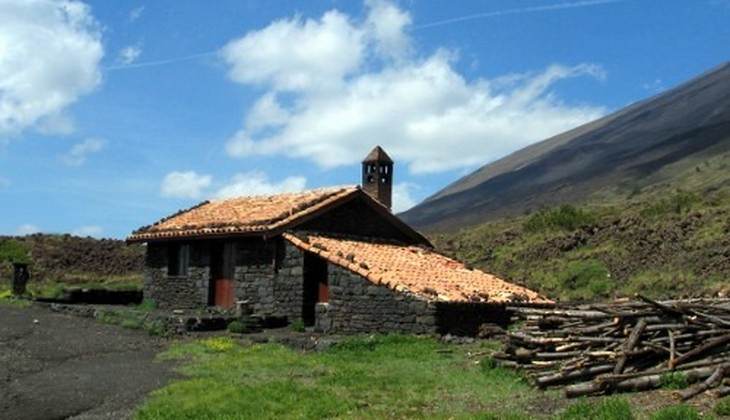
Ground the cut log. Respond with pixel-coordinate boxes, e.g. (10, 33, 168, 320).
(676, 366, 725, 400)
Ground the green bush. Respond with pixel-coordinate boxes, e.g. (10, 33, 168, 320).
(659, 372, 689, 390)
(558, 259, 613, 301)
(650, 404, 701, 420)
(640, 191, 700, 219)
(0, 239, 31, 264)
(227, 320, 247, 334)
(290, 319, 306, 332)
(558, 397, 634, 420)
(137, 298, 157, 312)
(524, 205, 597, 233)
(714, 396, 730, 416)
(480, 356, 498, 371)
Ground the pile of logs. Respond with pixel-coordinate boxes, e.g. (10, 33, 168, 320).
(496, 296, 730, 400)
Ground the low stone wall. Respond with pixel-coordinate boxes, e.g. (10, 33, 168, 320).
(327, 265, 437, 334)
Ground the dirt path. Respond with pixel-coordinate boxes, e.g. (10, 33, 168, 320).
(0, 304, 176, 420)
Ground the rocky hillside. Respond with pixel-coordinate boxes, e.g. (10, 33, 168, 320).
(402, 61, 730, 231)
(0, 234, 144, 285)
(433, 185, 730, 302)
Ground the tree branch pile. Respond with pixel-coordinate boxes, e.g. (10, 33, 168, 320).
(496, 296, 730, 400)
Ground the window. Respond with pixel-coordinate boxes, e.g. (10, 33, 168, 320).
(168, 243, 190, 276)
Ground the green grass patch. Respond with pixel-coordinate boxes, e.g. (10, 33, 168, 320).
(289, 319, 305, 332)
(650, 404, 703, 420)
(714, 396, 730, 416)
(640, 191, 701, 219)
(659, 372, 689, 390)
(557, 397, 634, 420)
(0, 239, 31, 264)
(136, 335, 544, 419)
(524, 205, 597, 233)
(555, 259, 613, 301)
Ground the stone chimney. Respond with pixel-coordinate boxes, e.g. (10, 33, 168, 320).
(361, 145, 393, 210)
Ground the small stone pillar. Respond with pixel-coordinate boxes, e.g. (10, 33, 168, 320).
(12, 263, 29, 296)
(314, 302, 332, 333)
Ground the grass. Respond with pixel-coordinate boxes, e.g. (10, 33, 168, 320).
(0, 287, 32, 307)
(659, 372, 689, 390)
(433, 182, 730, 302)
(524, 205, 598, 233)
(136, 335, 546, 419)
(558, 397, 634, 420)
(715, 397, 730, 416)
(134, 335, 720, 419)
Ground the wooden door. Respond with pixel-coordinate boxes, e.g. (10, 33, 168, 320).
(211, 242, 236, 309)
(214, 279, 235, 308)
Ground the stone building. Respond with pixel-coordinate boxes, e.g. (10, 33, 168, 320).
(127, 146, 548, 334)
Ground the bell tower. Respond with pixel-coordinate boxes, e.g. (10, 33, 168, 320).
(361, 145, 393, 210)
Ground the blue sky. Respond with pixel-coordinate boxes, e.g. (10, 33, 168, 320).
(0, 0, 728, 239)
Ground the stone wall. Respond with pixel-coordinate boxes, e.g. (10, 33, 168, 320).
(326, 265, 438, 334)
(143, 242, 209, 309)
(233, 238, 304, 321)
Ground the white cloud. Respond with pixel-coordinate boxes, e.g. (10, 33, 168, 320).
(61, 138, 105, 166)
(392, 182, 419, 213)
(16, 224, 40, 236)
(220, 10, 364, 92)
(118, 45, 142, 65)
(215, 171, 307, 198)
(129, 5, 145, 22)
(72, 225, 103, 238)
(365, 0, 412, 59)
(0, 0, 103, 136)
(222, 1, 606, 174)
(161, 171, 213, 199)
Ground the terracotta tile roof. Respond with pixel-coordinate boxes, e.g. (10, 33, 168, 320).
(128, 187, 359, 242)
(283, 232, 550, 304)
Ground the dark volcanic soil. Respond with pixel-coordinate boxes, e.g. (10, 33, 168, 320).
(0, 305, 175, 420)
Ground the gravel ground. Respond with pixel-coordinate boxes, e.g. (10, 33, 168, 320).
(0, 304, 176, 420)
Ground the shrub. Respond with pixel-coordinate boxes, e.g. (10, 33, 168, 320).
(650, 404, 701, 420)
(290, 319, 306, 332)
(143, 320, 165, 336)
(714, 396, 730, 416)
(640, 191, 700, 219)
(227, 320, 247, 334)
(137, 298, 157, 312)
(524, 205, 597, 233)
(479, 356, 498, 371)
(558, 397, 634, 420)
(659, 372, 688, 390)
(558, 260, 613, 301)
(0, 239, 31, 264)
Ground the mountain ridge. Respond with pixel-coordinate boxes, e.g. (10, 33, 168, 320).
(401, 61, 730, 231)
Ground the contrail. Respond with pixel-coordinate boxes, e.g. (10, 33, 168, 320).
(106, 0, 628, 71)
(414, 0, 629, 30)
(105, 51, 217, 71)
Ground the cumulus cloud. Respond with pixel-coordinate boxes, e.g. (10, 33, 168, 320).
(16, 224, 40, 236)
(215, 171, 307, 199)
(392, 182, 419, 213)
(0, 0, 103, 137)
(118, 45, 142, 65)
(161, 171, 212, 199)
(72, 225, 103, 238)
(221, 10, 364, 92)
(61, 138, 106, 166)
(222, 1, 605, 174)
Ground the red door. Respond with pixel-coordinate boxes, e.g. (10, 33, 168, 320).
(214, 279, 235, 308)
